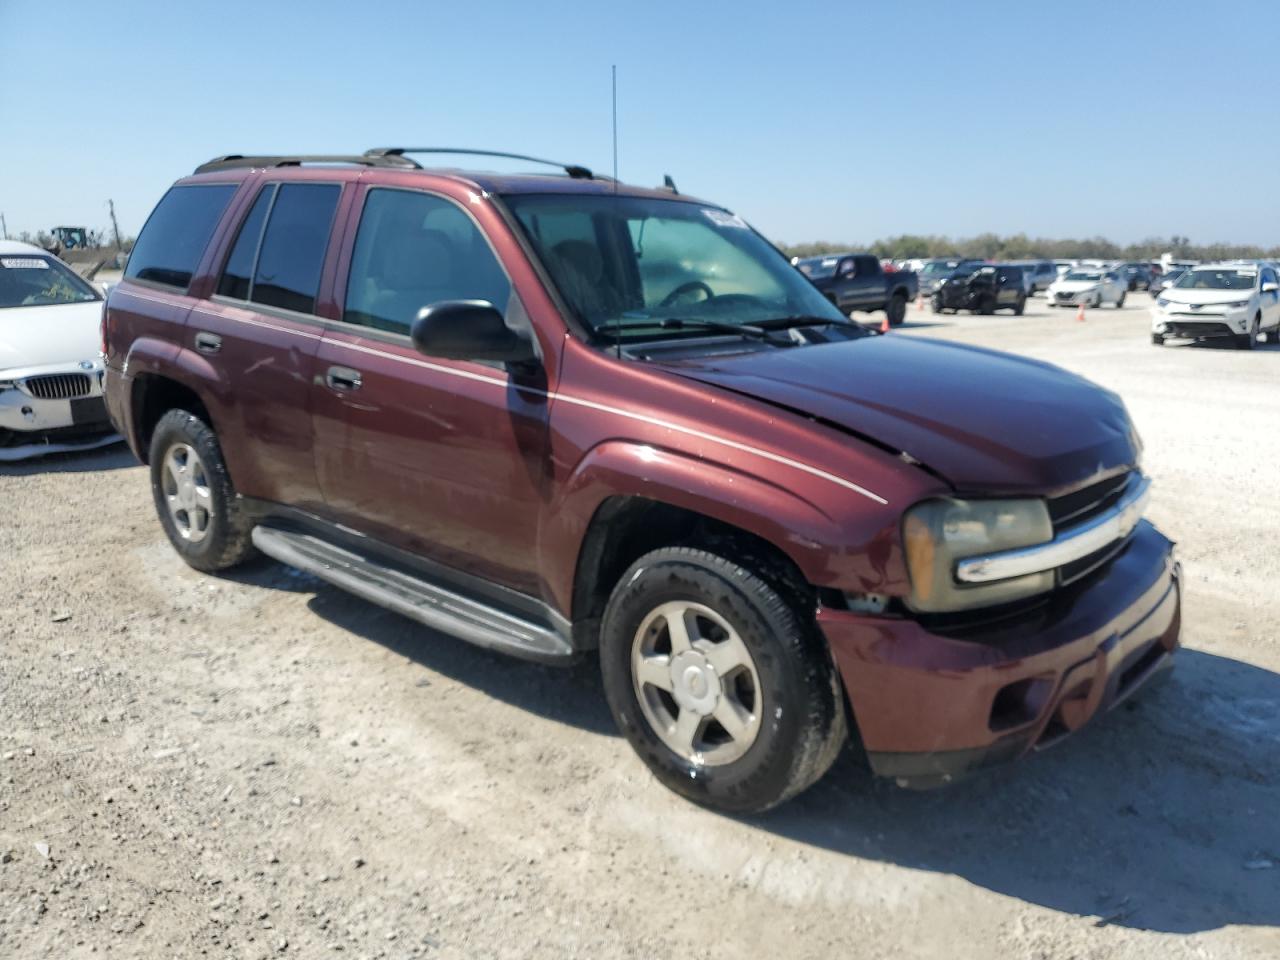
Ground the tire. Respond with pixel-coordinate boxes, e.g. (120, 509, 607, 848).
(1014, 294, 1026, 316)
(148, 408, 257, 573)
(1116, 292, 1126, 308)
(599, 547, 847, 814)
(1236, 314, 1260, 350)
(1151, 333, 1165, 346)
(977, 296, 995, 315)
(930, 295, 943, 314)
(886, 292, 907, 327)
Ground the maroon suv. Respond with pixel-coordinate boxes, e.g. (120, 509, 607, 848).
(103, 149, 1181, 812)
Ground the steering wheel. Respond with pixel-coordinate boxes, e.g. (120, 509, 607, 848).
(660, 280, 714, 307)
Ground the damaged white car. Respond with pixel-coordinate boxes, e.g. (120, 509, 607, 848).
(0, 241, 120, 460)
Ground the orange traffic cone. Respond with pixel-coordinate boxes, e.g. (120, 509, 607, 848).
(915, 294, 924, 312)
(1075, 302, 1086, 323)
(880, 313, 891, 333)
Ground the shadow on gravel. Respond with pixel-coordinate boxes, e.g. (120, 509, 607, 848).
(0, 440, 134, 475)
(300, 586, 618, 737)
(753, 648, 1280, 934)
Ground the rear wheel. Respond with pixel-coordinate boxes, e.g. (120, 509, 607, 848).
(1014, 294, 1026, 316)
(1116, 291, 1126, 308)
(886, 292, 907, 327)
(599, 547, 846, 814)
(149, 409, 257, 572)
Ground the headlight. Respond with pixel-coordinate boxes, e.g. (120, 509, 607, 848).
(903, 498, 1054, 612)
(1225, 299, 1250, 310)
(1156, 297, 1170, 309)
(0, 379, 14, 394)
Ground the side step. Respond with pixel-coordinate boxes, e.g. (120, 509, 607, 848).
(251, 527, 575, 664)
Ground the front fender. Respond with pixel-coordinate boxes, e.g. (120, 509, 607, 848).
(540, 439, 904, 616)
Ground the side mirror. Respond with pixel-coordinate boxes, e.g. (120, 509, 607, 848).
(1264, 282, 1278, 293)
(410, 300, 536, 365)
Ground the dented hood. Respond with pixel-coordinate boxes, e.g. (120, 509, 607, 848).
(661, 336, 1138, 494)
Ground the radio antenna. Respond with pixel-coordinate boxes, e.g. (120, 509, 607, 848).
(611, 64, 623, 360)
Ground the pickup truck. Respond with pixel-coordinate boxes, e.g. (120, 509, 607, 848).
(794, 252, 918, 327)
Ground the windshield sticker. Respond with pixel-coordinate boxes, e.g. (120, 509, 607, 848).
(703, 209, 749, 229)
(0, 257, 49, 269)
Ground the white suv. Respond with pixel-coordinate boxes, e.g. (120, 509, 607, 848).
(1151, 262, 1280, 349)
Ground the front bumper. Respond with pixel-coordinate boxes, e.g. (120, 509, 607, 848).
(1152, 311, 1247, 340)
(819, 521, 1180, 787)
(1051, 290, 1095, 305)
(0, 361, 117, 459)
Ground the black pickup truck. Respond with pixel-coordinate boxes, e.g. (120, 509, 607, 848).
(794, 253, 918, 327)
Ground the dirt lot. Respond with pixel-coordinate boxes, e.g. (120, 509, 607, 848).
(2, 292, 1278, 959)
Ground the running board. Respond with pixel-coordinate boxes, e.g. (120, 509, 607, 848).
(251, 527, 575, 664)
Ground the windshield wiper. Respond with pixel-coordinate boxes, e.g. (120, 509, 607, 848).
(756, 314, 852, 330)
(655, 317, 792, 344)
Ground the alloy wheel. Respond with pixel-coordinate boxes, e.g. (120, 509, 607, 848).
(630, 601, 763, 766)
(161, 442, 213, 543)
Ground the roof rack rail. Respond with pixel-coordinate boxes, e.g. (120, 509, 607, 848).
(363, 147, 597, 180)
(193, 153, 421, 175)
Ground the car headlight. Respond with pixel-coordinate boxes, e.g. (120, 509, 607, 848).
(1156, 297, 1170, 309)
(903, 497, 1054, 612)
(1225, 299, 1250, 310)
(0, 379, 14, 394)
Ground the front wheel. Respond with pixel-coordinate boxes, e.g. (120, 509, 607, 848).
(599, 547, 847, 814)
(1236, 314, 1260, 350)
(886, 292, 907, 327)
(149, 409, 257, 572)
(1151, 333, 1165, 346)
(1116, 292, 1126, 308)
(1014, 294, 1026, 316)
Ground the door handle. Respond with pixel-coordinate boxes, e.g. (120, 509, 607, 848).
(194, 331, 222, 354)
(325, 365, 363, 391)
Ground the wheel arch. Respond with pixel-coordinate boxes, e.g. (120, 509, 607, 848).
(130, 372, 214, 464)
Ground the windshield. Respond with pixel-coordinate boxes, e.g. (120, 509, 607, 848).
(1174, 268, 1257, 290)
(1065, 271, 1102, 281)
(505, 194, 848, 340)
(922, 261, 961, 275)
(0, 254, 100, 309)
(794, 256, 840, 280)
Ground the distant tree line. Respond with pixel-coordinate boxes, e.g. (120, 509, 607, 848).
(778, 234, 1280, 262)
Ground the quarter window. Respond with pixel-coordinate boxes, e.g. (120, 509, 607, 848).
(125, 184, 237, 289)
(343, 188, 511, 334)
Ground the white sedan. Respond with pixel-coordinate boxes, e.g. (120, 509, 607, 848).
(1151, 262, 1280, 349)
(1047, 267, 1127, 308)
(0, 241, 120, 460)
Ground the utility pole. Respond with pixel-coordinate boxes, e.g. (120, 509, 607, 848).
(107, 199, 122, 251)
(0, 212, 7, 240)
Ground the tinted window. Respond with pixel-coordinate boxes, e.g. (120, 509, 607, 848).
(125, 184, 236, 289)
(344, 188, 511, 334)
(216, 185, 275, 301)
(251, 183, 341, 314)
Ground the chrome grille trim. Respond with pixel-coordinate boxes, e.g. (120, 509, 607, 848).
(955, 476, 1151, 585)
(23, 373, 92, 400)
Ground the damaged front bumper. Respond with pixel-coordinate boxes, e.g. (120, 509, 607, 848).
(0, 360, 120, 461)
(819, 521, 1180, 788)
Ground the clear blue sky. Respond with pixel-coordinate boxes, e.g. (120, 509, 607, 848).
(2, 0, 1276, 246)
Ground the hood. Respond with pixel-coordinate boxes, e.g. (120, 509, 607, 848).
(1051, 279, 1100, 293)
(0, 301, 103, 372)
(660, 336, 1137, 494)
(1157, 287, 1254, 306)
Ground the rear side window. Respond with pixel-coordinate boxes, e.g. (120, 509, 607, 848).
(343, 188, 511, 334)
(125, 184, 236, 289)
(250, 183, 341, 314)
(217, 185, 274, 301)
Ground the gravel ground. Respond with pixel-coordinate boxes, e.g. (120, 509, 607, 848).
(2, 291, 1277, 959)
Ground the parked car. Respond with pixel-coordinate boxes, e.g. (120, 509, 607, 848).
(1018, 260, 1057, 294)
(1151, 262, 1280, 348)
(931, 263, 1028, 315)
(916, 257, 984, 297)
(104, 149, 1179, 812)
(0, 241, 119, 460)
(1047, 267, 1127, 308)
(1150, 266, 1187, 297)
(794, 253, 918, 326)
(1120, 262, 1153, 291)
